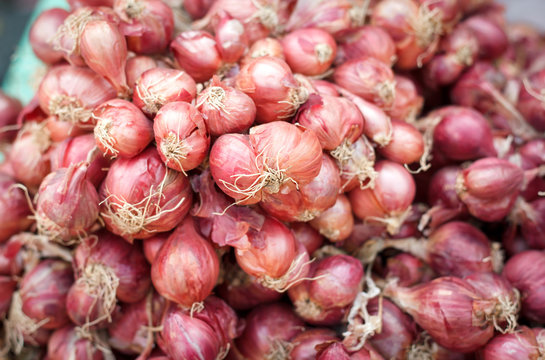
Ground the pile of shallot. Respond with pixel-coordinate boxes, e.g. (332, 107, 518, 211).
(1, 0, 544, 358)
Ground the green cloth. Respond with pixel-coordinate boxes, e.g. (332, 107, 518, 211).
(2, 0, 69, 105)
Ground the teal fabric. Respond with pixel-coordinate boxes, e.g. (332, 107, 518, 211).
(2, 0, 69, 105)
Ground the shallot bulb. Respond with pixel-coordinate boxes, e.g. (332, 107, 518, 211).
(508, 197, 545, 249)
(93, 99, 154, 158)
(281, 28, 337, 76)
(47, 325, 113, 360)
(334, 136, 377, 192)
(240, 37, 284, 67)
(20, 260, 74, 329)
(51, 134, 110, 187)
(196, 76, 256, 136)
(503, 250, 545, 322)
(291, 222, 324, 255)
(0, 90, 22, 143)
(0, 276, 17, 318)
(125, 55, 157, 89)
(235, 303, 305, 360)
(9, 122, 52, 188)
(456, 157, 524, 222)
(482, 326, 545, 360)
(67, 232, 150, 329)
(310, 194, 355, 242)
(350, 161, 416, 235)
(133, 68, 196, 116)
(38, 65, 116, 128)
(154, 102, 209, 173)
(99, 147, 192, 241)
(142, 232, 169, 264)
(384, 253, 432, 287)
(29, 8, 69, 65)
(151, 217, 219, 308)
(210, 121, 322, 204)
(334, 57, 396, 109)
(0, 173, 33, 243)
(114, 0, 175, 54)
(290, 329, 339, 360)
(386, 75, 423, 122)
(235, 216, 310, 292)
(385, 277, 514, 352)
(288, 254, 363, 325)
(336, 25, 397, 66)
(463, 15, 508, 60)
(184, 0, 215, 19)
(214, 15, 248, 64)
(517, 68, 545, 132)
(260, 153, 341, 222)
(377, 120, 424, 166)
(170, 30, 222, 83)
(236, 56, 308, 123)
(359, 221, 502, 277)
(80, 18, 129, 96)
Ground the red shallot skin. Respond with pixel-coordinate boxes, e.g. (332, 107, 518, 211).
(336, 25, 397, 66)
(349, 161, 416, 235)
(386, 75, 423, 122)
(214, 15, 248, 64)
(481, 326, 541, 360)
(114, 0, 175, 55)
(503, 250, 545, 322)
(0, 90, 22, 143)
(143, 232, 169, 264)
(0, 237, 24, 276)
(295, 93, 364, 151)
(456, 157, 524, 222)
(240, 37, 284, 68)
(289, 329, 339, 360)
(431, 106, 497, 161)
(125, 55, 157, 89)
(291, 222, 324, 255)
(335, 135, 377, 192)
(517, 68, 545, 132)
(151, 217, 219, 308)
(0, 173, 33, 243)
(333, 57, 396, 109)
(312, 79, 339, 97)
(378, 120, 424, 165)
(426, 165, 468, 228)
(38, 65, 117, 127)
(66, 280, 116, 329)
(217, 260, 282, 311)
(367, 297, 416, 360)
(35, 162, 100, 242)
(235, 216, 297, 279)
(235, 303, 305, 360)
(236, 56, 306, 123)
(281, 28, 337, 76)
(80, 18, 129, 96)
(9, 122, 52, 188)
(159, 303, 222, 360)
(67, 0, 114, 8)
(108, 291, 166, 355)
(184, 0, 215, 19)
(310, 194, 354, 242)
(517, 198, 545, 249)
(99, 147, 192, 241)
(424, 221, 497, 277)
(384, 253, 431, 287)
(316, 342, 351, 360)
(20, 260, 74, 329)
(0, 276, 17, 317)
(74, 232, 151, 303)
(46, 114, 90, 142)
(170, 30, 222, 83)
(261, 153, 341, 222)
(133, 68, 196, 116)
(517, 139, 545, 201)
(93, 99, 154, 159)
(193, 295, 243, 349)
(463, 15, 508, 60)
(197, 76, 256, 137)
(29, 8, 68, 65)
(386, 277, 494, 353)
(51, 134, 110, 188)
(285, 0, 360, 35)
(464, 272, 519, 309)
(154, 102, 209, 172)
(47, 325, 111, 360)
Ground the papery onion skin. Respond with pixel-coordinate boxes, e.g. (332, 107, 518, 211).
(47, 325, 111, 360)
(310, 194, 354, 242)
(0, 90, 22, 143)
(51, 134, 110, 187)
(93, 99, 154, 159)
(285, 0, 359, 35)
(281, 28, 337, 76)
(517, 68, 545, 132)
(125, 55, 157, 89)
(151, 217, 219, 308)
(426, 165, 468, 228)
(481, 326, 541, 360)
(291, 222, 324, 255)
(290, 329, 339, 360)
(503, 250, 545, 322)
(240, 37, 284, 67)
(153, 101, 209, 173)
(143, 232, 169, 264)
(197, 76, 256, 137)
(235, 302, 305, 360)
(29, 8, 69, 65)
(171, 30, 222, 83)
(184, 0, 215, 19)
(336, 25, 397, 66)
(215, 15, 248, 64)
(133, 68, 197, 116)
(20, 260, 74, 329)
(99, 147, 192, 241)
(378, 120, 424, 165)
(384, 253, 431, 287)
(463, 15, 508, 60)
(0, 173, 33, 243)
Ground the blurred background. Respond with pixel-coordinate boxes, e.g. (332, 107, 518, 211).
(0, 0, 543, 86)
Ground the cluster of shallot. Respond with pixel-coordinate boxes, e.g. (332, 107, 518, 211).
(0, 0, 544, 358)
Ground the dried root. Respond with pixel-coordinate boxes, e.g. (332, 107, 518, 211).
(315, 43, 333, 64)
(248, 0, 279, 32)
(49, 94, 93, 126)
(407, 333, 434, 360)
(258, 253, 319, 293)
(197, 86, 227, 113)
(93, 116, 118, 158)
(365, 206, 413, 235)
(264, 339, 294, 360)
(52, 8, 95, 55)
(331, 138, 378, 190)
(486, 289, 520, 334)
